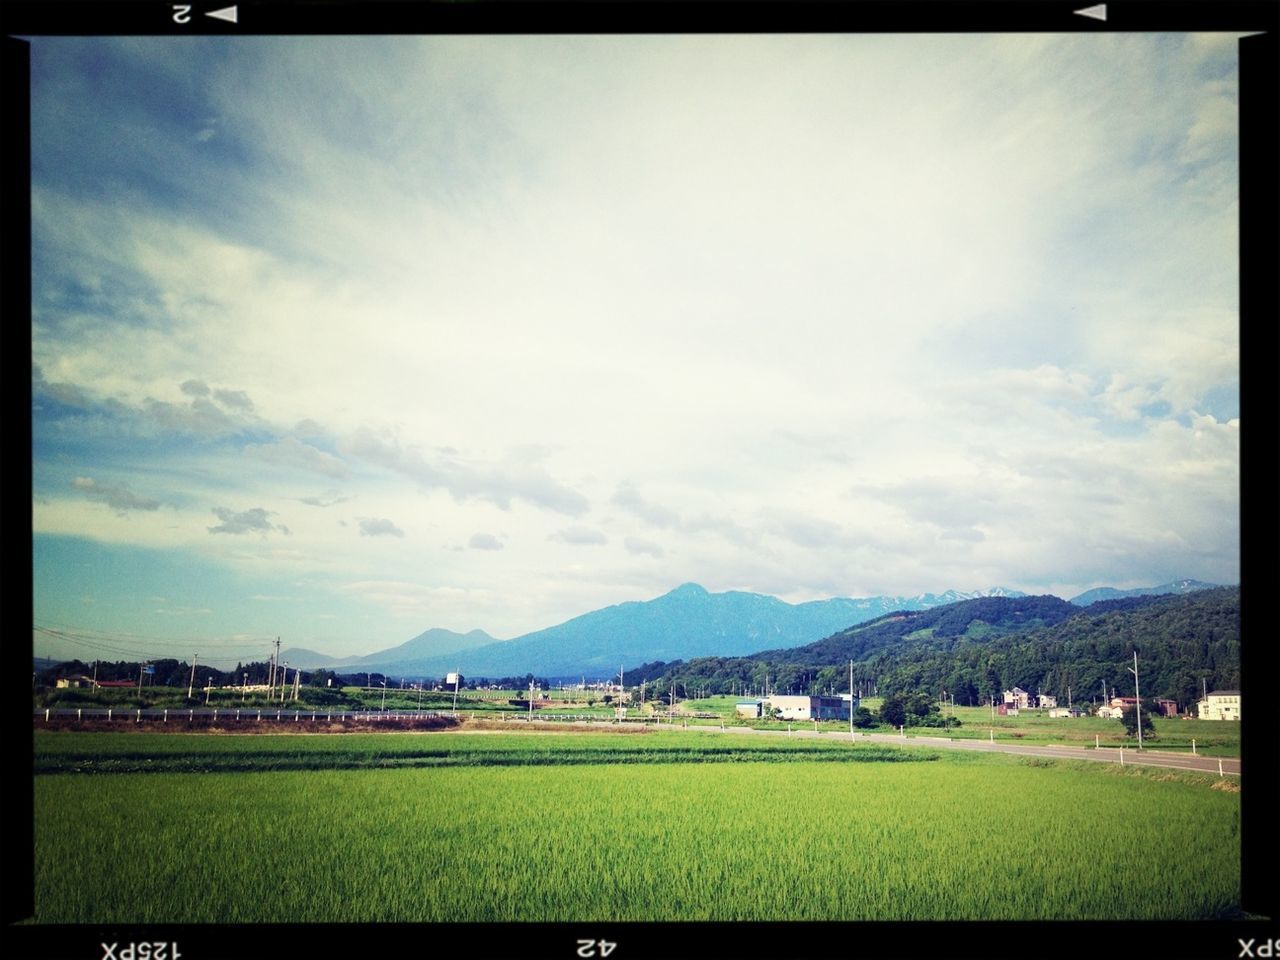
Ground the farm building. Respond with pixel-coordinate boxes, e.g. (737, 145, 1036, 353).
(1047, 707, 1081, 718)
(766, 694, 852, 721)
(1096, 705, 1124, 719)
(735, 699, 763, 718)
(1037, 694, 1058, 710)
(55, 675, 97, 689)
(1196, 690, 1241, 721)
(1155, 698, 1179, 717)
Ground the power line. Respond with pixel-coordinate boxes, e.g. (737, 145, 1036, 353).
(33, 626, 277, 668)
(34, 620, 282, 650)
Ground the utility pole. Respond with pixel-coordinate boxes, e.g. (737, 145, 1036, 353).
(1129, 652, 1143, 749)
(529, 679, 535, 722)
(849, 660, 855, 739)
(452, 671, 460, 716)
(188, 654, 198, 700)
(280, 663, 289, 702)
(138, 661, 146, 691)
(205, 678, 212, 705)
(242, 673, 248, 702)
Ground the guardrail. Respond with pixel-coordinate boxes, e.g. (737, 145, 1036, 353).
(33, 708, 700, 726)
(35, 707, 457, 723)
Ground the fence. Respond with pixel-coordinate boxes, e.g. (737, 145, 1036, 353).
(34, 708, 665, 725)
(35, 707, 458, 724)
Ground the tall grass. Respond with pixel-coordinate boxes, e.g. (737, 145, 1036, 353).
(33, 733, 1239, 923)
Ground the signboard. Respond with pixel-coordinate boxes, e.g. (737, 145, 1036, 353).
(143, 665, 156, 674)
(446, 672, 459, 685)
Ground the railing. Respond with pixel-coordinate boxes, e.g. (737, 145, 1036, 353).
(33, 708, 684, 726)
(35, 707, 457, 723)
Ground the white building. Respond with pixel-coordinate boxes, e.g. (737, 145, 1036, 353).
(1196, 690, 1241, 721)
(766, 694, 852, 721)
(1003, 687, 1033, 710)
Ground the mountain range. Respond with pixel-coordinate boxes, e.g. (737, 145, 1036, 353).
(284, 579, 1217, 680)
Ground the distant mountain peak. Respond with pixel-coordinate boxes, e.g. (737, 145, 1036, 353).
(667, 582, 708, 596)
(1069, 579, 1218, 606)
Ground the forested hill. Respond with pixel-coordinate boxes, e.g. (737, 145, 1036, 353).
(749, 594, 1081, 666)
(862, 585, 1239, 707)
(651, 587, 1239, 708)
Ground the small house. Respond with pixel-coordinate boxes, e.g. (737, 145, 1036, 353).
(1003, 687, 1033, 710)
(1196, 690, 1241, 721)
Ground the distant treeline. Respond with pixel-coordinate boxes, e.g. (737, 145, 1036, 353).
(35, 659, 556, 694)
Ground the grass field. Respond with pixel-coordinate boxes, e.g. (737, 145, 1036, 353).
(32, 729, 1240, 923)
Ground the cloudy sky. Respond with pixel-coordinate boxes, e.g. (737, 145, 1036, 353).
(31, 33, 1241, 666)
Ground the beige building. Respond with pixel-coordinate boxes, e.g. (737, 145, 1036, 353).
(1196, 690, 1241, 721)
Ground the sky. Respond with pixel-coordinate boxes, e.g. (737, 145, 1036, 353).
(30, 33, 1242, 667)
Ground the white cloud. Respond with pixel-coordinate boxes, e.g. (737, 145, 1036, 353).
(552, 526, 608, 546)
(624, 537, 665, 559)
(244, 436, 349, 479)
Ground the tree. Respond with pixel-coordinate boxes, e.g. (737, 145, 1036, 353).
(851, 706, 876, 729)
(879, 696, 906, 728)
(1121, 702, 1156, 740)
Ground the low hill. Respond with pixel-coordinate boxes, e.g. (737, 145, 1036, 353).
(749, 594, 1080, 666)
(862, 586, 1239, 708)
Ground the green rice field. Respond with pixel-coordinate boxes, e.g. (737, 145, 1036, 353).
(32, 729, 1241, 922)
